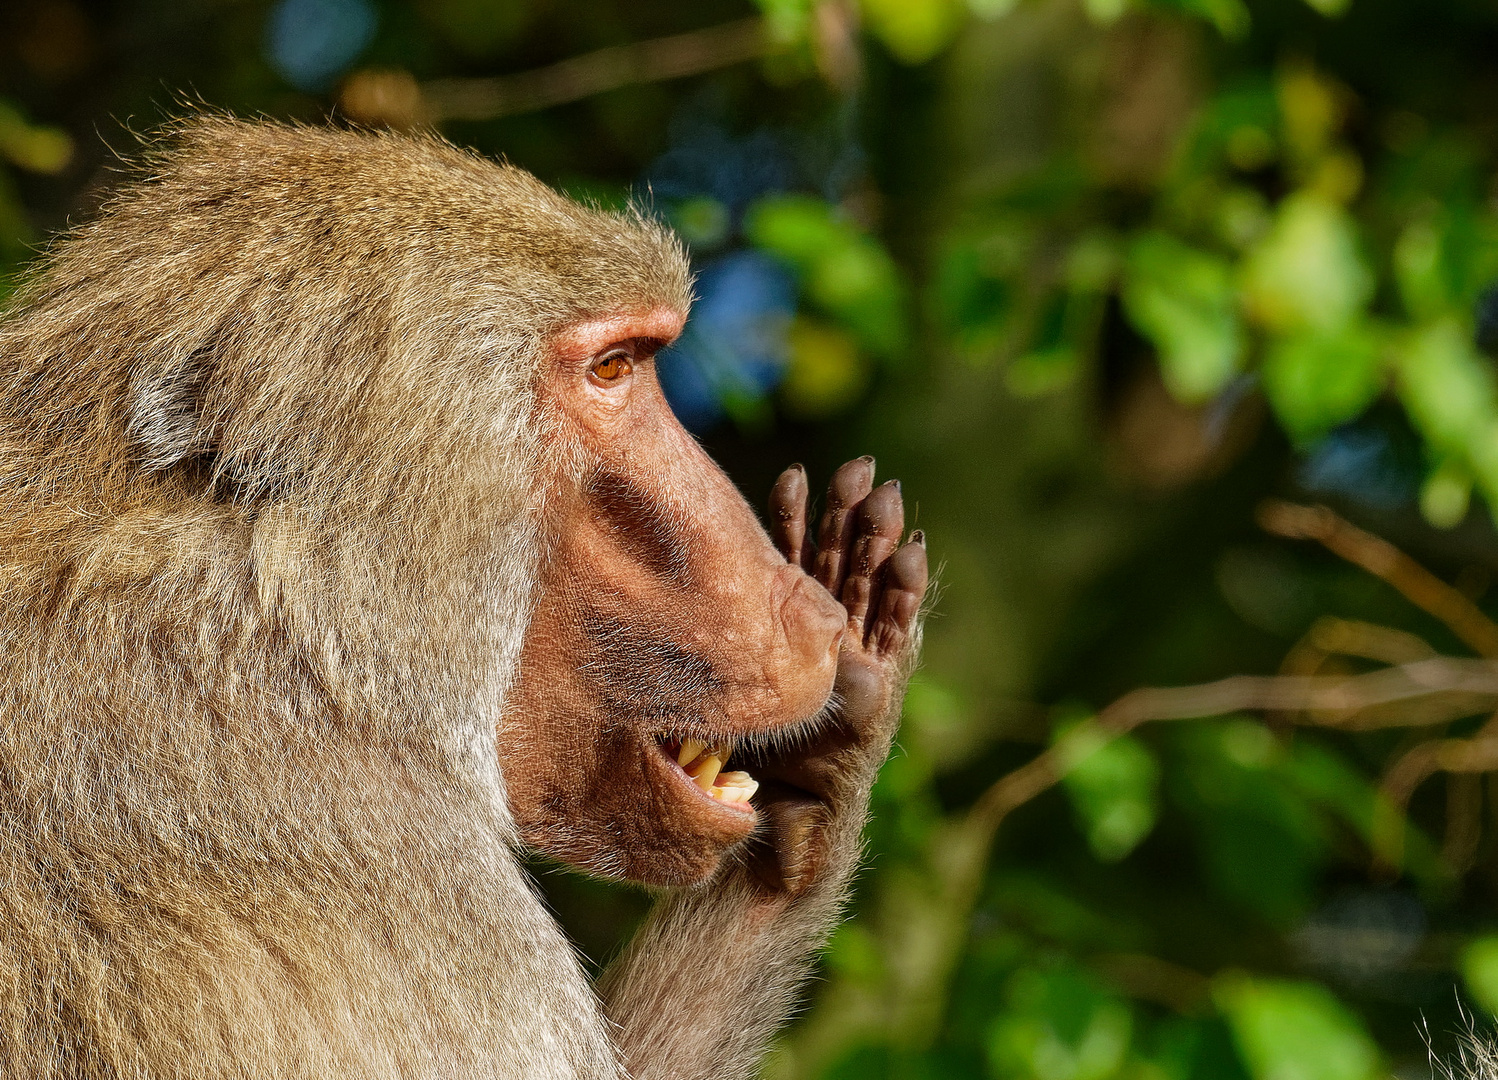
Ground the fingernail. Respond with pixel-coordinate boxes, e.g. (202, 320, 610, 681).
(859, 455, 875, 466)
(790, 463, 805, 474)
(911, 530, 926, 546)
(883, 479, 901, 492)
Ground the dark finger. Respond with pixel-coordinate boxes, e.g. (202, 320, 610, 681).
(748, 787, 830, 897)
(870, 533, 928, 658)
(812, 456, 875, 598)
(841, 480, 904, 640)
(768, 464, 810, 569)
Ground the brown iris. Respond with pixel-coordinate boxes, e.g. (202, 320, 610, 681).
(591, 351, 632, 383)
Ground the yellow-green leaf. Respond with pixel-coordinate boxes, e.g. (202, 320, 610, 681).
(1462, 937, 1498, 1017)
(859, 0, 966, 64)
(1122, 231, 1244, 403)
(1216, 976, 1381, 1080)
(1261, 323, 1385, 443)
(1242, 194, 1372, 334)
(781, 317, 868, 418)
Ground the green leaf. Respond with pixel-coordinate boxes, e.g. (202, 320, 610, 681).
(780, 317, 869, 418)
(1172, 722, 1326, 926)
(1121, 231, 1245, 403)
(746, 195, 907, 356)
(989, 963, 1133, 1080)
(1421, 459, 1473, 529)
(667, 196, 729, 249)
(1394, 219, 1447, 322)
(1461, 936, 1498, 1017)
(1278, 739, 1445, 886)
(859, 0, 966, 64)
(824, 922, 885, 982)
(1215, 976, 1382, 1080)
(1276, 65, 1345, 164)
(1241, 194, 1372, 334)
(0, 166, 32, 264)
(1007, 346, 1081, 397)
(967, 0, 1017, 18)
(1082, 0, 1126, 24)
(1056, 717, 1160, 862)
(1393, 320, 1498, 512)
(745, 195, 846, 260)
(752, 0, 815, 42)
(1160, 0, 1251, 38)
(933, 240, 1012, 363)
(1260, 323, 1385, 443)
(0, 99, 72, 175)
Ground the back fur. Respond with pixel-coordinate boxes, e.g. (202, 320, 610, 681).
(0, 117, 689, 1078)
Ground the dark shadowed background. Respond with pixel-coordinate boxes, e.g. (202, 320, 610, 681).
(9, 0, 1498, 1076)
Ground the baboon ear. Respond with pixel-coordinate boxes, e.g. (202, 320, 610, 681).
(125, 348, 216, 472)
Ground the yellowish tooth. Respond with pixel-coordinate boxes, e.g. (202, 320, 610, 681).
(691, 755, 723, 790)
(677, 739, 707, 768)
(706, 771, 758, 804)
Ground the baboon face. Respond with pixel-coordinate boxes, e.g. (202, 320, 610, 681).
(500, 308, 847, 885)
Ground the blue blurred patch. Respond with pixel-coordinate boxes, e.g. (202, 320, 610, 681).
(647, 101, 865, 216)
(658, 251, 796, 430)
(649, 126, 795, 216)
(265, 0, 377, 93)
(1298, 425, 1416, 509)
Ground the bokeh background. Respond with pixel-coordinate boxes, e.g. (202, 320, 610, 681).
(11, 0, 1498, 1076)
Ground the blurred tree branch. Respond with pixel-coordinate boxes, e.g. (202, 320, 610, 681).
(1257, 499, 1498, 657)
(879, 503, 1498, 1052)
(421, 17, 767, 123)
(970, 502, 1498, 849)
(966, 656, 1498, 840)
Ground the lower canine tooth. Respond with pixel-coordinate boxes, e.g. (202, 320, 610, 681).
(691, 755, 723, 790)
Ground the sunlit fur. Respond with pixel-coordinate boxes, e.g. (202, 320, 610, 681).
(0, 117, 689, 1078)
(1426, 1009, 1498, 1080)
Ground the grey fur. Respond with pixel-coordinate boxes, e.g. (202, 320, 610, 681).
(0, 116, 687, 1079)
(0, 115, 906, 1080)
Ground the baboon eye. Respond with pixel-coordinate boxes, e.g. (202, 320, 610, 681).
(590, 350, 633, 384)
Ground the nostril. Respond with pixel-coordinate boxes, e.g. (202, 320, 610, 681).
(792, 573, 848, 644)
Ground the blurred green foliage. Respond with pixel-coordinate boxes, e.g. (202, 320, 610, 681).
(12, 0, 1498, 1077)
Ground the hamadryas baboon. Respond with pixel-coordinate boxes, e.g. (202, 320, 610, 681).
(0, 117, 927, 1079)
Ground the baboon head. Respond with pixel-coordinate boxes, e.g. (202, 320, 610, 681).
(499, 311, 848, 886)
(0, 117, 846, 890)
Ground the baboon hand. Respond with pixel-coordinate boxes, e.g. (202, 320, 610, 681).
(751, 458, 928, 896)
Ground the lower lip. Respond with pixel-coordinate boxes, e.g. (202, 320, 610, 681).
(656, 742, 755, 816)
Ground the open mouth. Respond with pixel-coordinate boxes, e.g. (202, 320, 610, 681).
(659, 737, 759, 812)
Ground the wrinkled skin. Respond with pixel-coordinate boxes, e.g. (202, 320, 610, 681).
(499, 310, 851, 885)
(499, 307, 927, 892)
